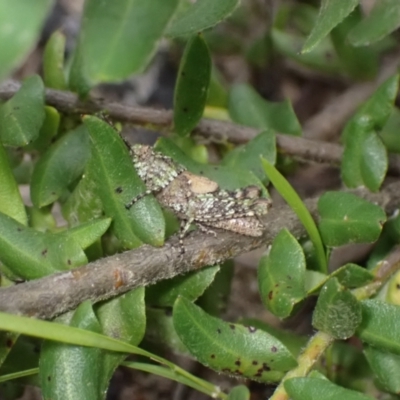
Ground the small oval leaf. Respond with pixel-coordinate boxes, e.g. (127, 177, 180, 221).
(349, 0, 400, 46)
(146, 265, 219, 307)
(29, 106, 61, 153)
(146, 307, 189, 355)
(302, 0, 358, 53)
(229, 84, 301, 136)
(173, 296, 297, 382)
(342, 129, 388, 191)
(156, 138, 267, 192)
(357, 300, 400, 355)
(40, 302, 103, 400)
(0, 75, 45, 146)
(0, 211, 88, 280)
(318, 192, 386, 247)
(0, 142, 27, 225)
(166, 0, 239, 38)
(69, 0, 179, 93)
(284, 377, 374, 400)
(227, 385, 250, 400)
(312, 278, 361, 339)
(174, 34, 211, 137)
(222, 130, 276, 182)
(364, 345, 400, 394)
(59, 218, 111, 250)
(43, 30, 67, 90)
(61, 157, 103, 226)
(0, 0, 53, 81)
(96, 288, 146, 395)
(84, 116, 165, 248)
(30, 125, 91, 208)
(258, 229, 306, 318)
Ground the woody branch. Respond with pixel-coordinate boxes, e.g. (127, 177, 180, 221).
(1, 80, 400, 174)
(0, 181, 398, 320)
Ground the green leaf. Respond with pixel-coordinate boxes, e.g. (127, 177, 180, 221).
(0, 142, 27, 225)
(318, 192, 386, 247)
(173, 297, 297, 382)
(26, 205, 56, 232)
(146, 307, 189, 355)
(302, 0, 358, 53)
(43, 30, 67, 90)
(0, 0, 53, 81)
(4, 146, 23, 169)
(364, 345, 400, 394)
(359, 131, 387, 191)
(96, 288, 146, 397)
(227, 385, 250, 400)
(349, 0, 400, 46)
(222, 130, 276, 182)
(30, 125, 91, 208)
(386, 270, 400, 305)
(61, 157, 103, 226)
(284, 377, 374, 400)
(83, 116, 165, 248)
(240, 318, 307, 358)
(357, 300, 400, 354)
(174, 34, 211, 137)
(229, 84, 302, 136)
(0, 211, 87, 280)
(271, 29, 343, 75)
(59, 218, 111, 250)
(146, 265, 219, 307)
(0, 75, 45, 146)
(1, 317, 219, 400)
(40, 302, 104, 400)
(342, 74, 399, 142)
(304, 270, 327, 293)
(69, 0, 179, 93)
(327, 341, 371, 389)
(0, 335, 40, 381)
(330, 263, 373, 288)
(258, 229, 306, 318)
(307, 263, 374, 294)
(206, 67, 228, 107)
(380, 108, 400, 153)
(0, 332, 19, 369)
(197, 260, 234, 317)
(261, 158, 327, 272)
(166, 0, 239, 38)
(156, 138, 267, 193)
(342, 129, 388, 191)
(312, 278, 362, 340)
(29, 106, 60, 153)
(330, 9, 378, 79)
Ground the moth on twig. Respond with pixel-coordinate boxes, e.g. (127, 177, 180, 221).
(125, 145, 271, 249)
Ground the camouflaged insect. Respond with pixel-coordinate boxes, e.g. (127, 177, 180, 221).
(125, 145, 271, 244)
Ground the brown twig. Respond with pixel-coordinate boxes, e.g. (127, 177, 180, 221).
(0, 180, 398, 320)
(1, 80, 400, 173)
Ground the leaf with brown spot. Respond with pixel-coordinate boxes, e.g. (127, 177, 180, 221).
(173, 296, 296, 383)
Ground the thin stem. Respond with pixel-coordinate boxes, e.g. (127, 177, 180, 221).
(1, 80, 400, 174)
(269, 331, 334, 400)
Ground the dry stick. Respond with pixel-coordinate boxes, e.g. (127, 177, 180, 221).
(0, 180, 398, 320)
(1, 81, 400, 173)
